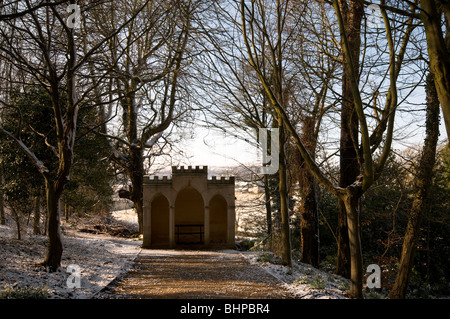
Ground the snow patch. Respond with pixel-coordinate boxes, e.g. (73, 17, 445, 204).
(240, 251, 349, 299)
(0, 218, 141, 299)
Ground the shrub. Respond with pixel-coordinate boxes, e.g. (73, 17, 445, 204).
(0, 285, 48, 299)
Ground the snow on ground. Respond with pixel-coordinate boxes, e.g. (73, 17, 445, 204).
(240, 251, 349, 299)
(1, 206, 348, 300)
(234, 191, 349, 299)
(0, 216, 142, 299)
(235, 191, 267, 236)
(111, 209, 138, 225)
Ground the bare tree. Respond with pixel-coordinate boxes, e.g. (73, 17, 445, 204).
(86, 0, 195, 233)
(194, 3, 275, 236)
(389, 71, 441, 298)
(201, 0, 339, 267)
(286, 0, 339, 268)
(0, 0, 151, 270)
(419, 0, 450, 141)
(349, 0, 449, 142)
(240, 0, 419, 297)
(0, 0, 70, 21)
(236, 0, 341, 267)
(334, 0, 363, 279)
(231, 0, 294, 266)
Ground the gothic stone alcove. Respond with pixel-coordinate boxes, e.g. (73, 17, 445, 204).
(142, 166, 235, 248)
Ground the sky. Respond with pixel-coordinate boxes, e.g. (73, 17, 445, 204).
(166, 107, 448, 173)
(150, 126, 262, 175)
(179, 128, 260, 167)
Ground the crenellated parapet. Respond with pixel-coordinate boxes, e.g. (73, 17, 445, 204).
(172, 165, 208, 174)
(144, 165, 234, 186)
(145, 175, 171, 184)
(208, 176, 235, 185)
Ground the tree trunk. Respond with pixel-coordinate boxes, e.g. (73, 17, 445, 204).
(420, 0, 450, 141)
(33, 188, 41, 235)
(299, 171, 319, 267)
(298, 116, 319, 267)
(336, 0, 363, 279)
(264, 173, 272, 235)
(128, 144, 144, 234)
(64, 200, 70, 222)
(336, 200, 351, 278)
(42, 178, 63, 272)
(299, 169, 319, 267)
(134, 197, 144, 234)
(11, 206, 21, 240)
(278, 123, 291, 267)
(389, 71, 440, 299)
(0, 161, 5, 225)
(0, 193, 4, 225)
(342, 190, 363, 298)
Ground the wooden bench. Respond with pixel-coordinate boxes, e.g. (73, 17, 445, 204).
(175, 224, 204, 244)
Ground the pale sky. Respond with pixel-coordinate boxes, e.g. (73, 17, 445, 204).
(149, 126, 261, 175)
(148, 94, 448, 175)
(160, 110, 447, 172)
(176, 127, 260, 168)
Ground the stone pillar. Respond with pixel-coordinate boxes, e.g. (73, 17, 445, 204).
(204, 205, 210, 245)
(143, 202, 151, 248)
(169, 205, 175, 248)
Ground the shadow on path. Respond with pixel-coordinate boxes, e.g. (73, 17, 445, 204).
(96, 250, 295, 299)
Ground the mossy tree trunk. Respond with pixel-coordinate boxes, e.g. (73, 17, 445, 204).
(389, 72, 441, 299)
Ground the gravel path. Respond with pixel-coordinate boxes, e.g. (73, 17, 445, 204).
(97, 249, 295, 299)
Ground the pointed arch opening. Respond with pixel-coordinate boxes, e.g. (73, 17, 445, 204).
(175, 186, 204, 244)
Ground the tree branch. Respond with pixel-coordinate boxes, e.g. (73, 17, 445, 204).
(0, 125, 49, 175)
(0, 0, 70, 21)
(240, 0, 338, 196)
